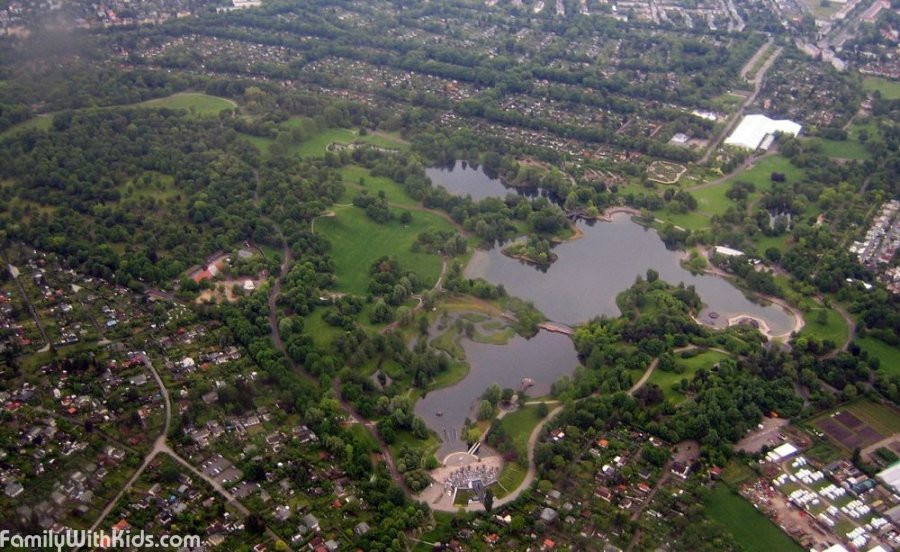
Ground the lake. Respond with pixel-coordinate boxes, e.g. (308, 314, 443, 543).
(466, 214, 795, 333)
(415, 207, 796, 458)
(415, 328, 579, 459)
(426, 161, 557, 203)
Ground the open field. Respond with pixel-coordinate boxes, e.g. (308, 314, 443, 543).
(500, 405, 543, 457)
(799, 307, 848, 346)
(315, 205, 453, 295)
(863, 77, 900, 100)
(298, 128, 408, 157)
(857, 336, 900, 376)
(341, 166, 416, 206)
(136, 92, 235, 115)
(705, 484, 804, 552)
(648, 350, 729, 402)
(809, 138, 870, 160)
(811, 399, 900, 451)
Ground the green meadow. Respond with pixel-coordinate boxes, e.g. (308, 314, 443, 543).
(315, 205, 453, 295)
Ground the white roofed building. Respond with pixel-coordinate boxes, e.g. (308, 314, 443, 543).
(876, 462, 900, 494)
(725, 114, 802, 150)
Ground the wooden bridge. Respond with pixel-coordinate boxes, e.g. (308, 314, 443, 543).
(537, 321, 575, 336)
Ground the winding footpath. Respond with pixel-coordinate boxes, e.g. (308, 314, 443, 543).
(83, 354, 291, 550)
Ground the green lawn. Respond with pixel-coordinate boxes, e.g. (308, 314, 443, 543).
(315, 205, 452, 295)
(648, 350, 729, 402)
(857, 336, 900, 376)
(863, 76, 900, 100)
(705, 484, 804, 552)
(136, 92, 235, 115)
(807, 137, 870, 160)
(300, 309, 344, 348)
(341, 166, 416, 207)
(297, 128, 408, 157)
(500, 405, 544, 456)
(388, 430, 440, 463)
(799, 308, 848, 347)
(495, 461, 526, 499)
(659, 156, 806, 232)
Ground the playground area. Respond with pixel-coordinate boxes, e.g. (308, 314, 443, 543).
(646, 160, 688, 184)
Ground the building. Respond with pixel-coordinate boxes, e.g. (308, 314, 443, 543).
(876, 462, 900, 494)
(724, 114, 802, 150)
(713, 246, 745, 257)
(765, 442, 798, 462)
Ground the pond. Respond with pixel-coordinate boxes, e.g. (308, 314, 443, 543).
(466, 213, 796, 333)
(414, 328, 579, 459)
(416, 212, 796, 458)
(426, 161, 557, 203)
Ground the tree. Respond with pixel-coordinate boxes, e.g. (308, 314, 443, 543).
(400, 211, 412, 224)
(246, 513, 266, 534)
(477, 400, 494, 421)
(483, 489, 494, 513)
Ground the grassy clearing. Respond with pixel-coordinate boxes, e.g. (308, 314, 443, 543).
(857, 336, 900, 376)
(495, 462, 526, 499)
(315, 205, 453, 295)
(500, 405, 543, 456)
(809, 138, 870, 160)
(298, 128, 407, 157)
(136, 92, 235, 115)
(341, 166, 416, 207)
(648, 350, 729, 402)
(863, 77, 900, 100)
(720, 460, 756, 487)
(705, 484, 804, 552)
(799, 308, 848, 346)
(389, 429, 440, 462)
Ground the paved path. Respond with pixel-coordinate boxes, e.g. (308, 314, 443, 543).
(628, 357, 659, 395)
(83, 353, 291, 549)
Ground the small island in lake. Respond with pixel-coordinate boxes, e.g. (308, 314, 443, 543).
(502, 236, 558, 268)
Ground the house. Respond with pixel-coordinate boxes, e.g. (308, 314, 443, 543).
(4, 482, 24, 498)
(671, 462, 691, 479)
(324, 540, 339, 552)
(354, 522, 370, 536)
(595, 486, 612, 502)
(273, 505, 291, 522)
(302, 513, 320, 532)
(539, 507, 558, 524)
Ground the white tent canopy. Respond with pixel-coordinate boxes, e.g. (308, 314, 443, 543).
(725, 114, 802, 150)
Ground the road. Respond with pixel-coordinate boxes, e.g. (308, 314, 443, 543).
(3, 255, 51, 350)
(84, 354, 290, 549)
(699, 46, 782, 165)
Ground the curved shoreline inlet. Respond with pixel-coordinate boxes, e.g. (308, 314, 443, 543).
(415, 330, 579, 459)
(466, 213, 796, 334)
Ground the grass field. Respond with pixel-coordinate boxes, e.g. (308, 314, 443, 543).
(799, 307, 848, 346)
(136, 92, 235, 115)
(315, 205, 453, 295)
(297, 128, 408, 157)
(857, 336, 900, 376)
(863, 77, 900, 100)
(661, 155, 806, 232)
(341, 166, 416, 207)
(648, 350, 729, 402)
(809, 138, 870, 160)
(495, 461, 526, 499)
(500, 405, 544, 457)
(705, 484, 804, 552)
